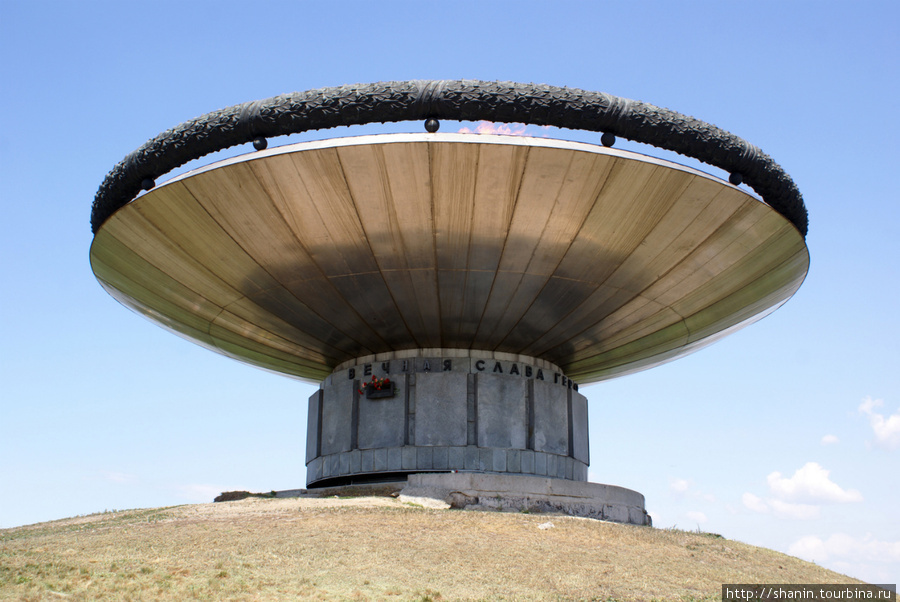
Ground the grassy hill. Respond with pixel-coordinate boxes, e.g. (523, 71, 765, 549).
(0, 495, 878, 601)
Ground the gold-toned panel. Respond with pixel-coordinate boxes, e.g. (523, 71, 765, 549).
(90, 134, 809, 384)
(457, 143, 529, 345)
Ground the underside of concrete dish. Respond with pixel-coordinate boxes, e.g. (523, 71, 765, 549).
(399, 473, 651, 526)
(90, 133, 808, 385)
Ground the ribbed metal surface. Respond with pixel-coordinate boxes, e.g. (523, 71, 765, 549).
(90, 134, 809, 383)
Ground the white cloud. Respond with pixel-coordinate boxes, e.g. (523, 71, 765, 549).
(686, 511, 708, 524)
(457, 121, 528, 136)
(668, 477, 716, 503)
(821, 434, 839, 445)
(744, 462, 861, 521)
(670, 478, 690, 494)
(742, 492, 820, 519)
(859, 397, 900, 450)
(742, 492, 769, 513)
(789, 535, 829, 563)
(768, 499, 821, 520)
(789, 533, 900, 565)
(790, 534, 900, 585)
(766, 462, 862, 504)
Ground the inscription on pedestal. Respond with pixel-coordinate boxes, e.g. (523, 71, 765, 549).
(347, 356, 578, 391)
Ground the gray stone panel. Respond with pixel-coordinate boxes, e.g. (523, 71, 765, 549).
(507, 449, 521, 473)
(360, 449, 374, 473)
(570, 389, 590, 464)
(574, 461, 587, 481)
(449, 446, 465, 469)
(350, 450, 361, 474)
(476, 374, 527, 450)
(465, 446, 479, 470)
(534, 452, 547, 475)
(532, 380, 568, 456)
(325, 454, 338, 477)
(521, 450, 534, 475)
(414, 372, 468, 446)
(321, 376, 354, 456)
(339, 453, 351, 475)
(401, 446, 417, 469)
(479, 448, 493, 471)
(373, 448, 388, 472)
(358, 376, 406, 450)
(306, 458, 322, 485)
(417, 447, 433, 470)
(433, 447, 449, 470)
(388, 447, 402, 471)
(493, 448, 507, 472)
(306, 390, 322, 464)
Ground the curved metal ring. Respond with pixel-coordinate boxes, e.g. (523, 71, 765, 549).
(91, 79, 808, 236)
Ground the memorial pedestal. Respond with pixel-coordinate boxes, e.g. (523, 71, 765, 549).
(306, 349, 590, 488)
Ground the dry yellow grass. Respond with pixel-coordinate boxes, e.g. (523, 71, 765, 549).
(0, 496, 881, 601)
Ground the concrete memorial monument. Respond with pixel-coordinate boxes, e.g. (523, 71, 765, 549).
(89, 81, 809, 525)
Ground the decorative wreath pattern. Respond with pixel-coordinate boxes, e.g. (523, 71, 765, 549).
(91, 80, 807, 236)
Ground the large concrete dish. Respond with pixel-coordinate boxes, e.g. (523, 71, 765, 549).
(90, 133, 809, 384)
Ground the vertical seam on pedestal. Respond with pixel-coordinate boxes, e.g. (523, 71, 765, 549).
(315, 390, 324, 458)
(567, 387, 574, 459)
(527, 379, 535, 451)
(466, 373, 478, 445)
(466, 374, 478, 445)
(407, 372, 415, 446)
(351, 383, 360, 451)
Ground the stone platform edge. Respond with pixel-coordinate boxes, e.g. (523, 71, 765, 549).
(399, 473, 651, 526)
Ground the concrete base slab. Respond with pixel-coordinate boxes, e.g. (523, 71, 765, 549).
(277, 473, 650, 526)
(399, 472, 651, 526)
(397, 494, 452, 510)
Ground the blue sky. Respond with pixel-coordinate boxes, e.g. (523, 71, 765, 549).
(2, 0, 898, 585)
